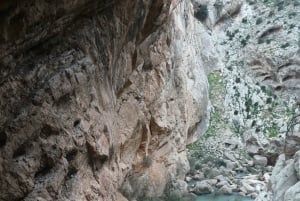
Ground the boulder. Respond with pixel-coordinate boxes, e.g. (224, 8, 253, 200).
(253, 155, 268, 167)
(224, 159, 236, 170)
(205, 179, 218, 185)
(255, 191, 273, 201)
(216, 180, 229, 188)
(219, 184, 233, 195)
(284, 181, 300, 201)
(185, 176, 192, 182)
(192, 172, 205, 181)
(246, 160, 254, 167)
(224, 152, 236, 161)
(169, 179, 188, 196)
(224, 136, 242, 149)
(215, 175, 226, 182)
(241, 181, 255, 194)
(271, 159, 298, 201)
(249, 192, 258, 199)
(191, 180, 214, 195)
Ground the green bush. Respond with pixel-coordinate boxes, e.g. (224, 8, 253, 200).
(195, 4, 208, 22)
(242, 18, 248, 23)
(256, 17, 263, 25)
(280, 43, 290, 48)
(276, 1, 284, 11)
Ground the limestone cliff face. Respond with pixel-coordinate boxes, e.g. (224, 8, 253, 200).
(0, 0, 211, 200)
(200, 0, 300, 200)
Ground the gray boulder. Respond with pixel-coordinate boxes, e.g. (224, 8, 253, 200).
(219, 184, 233, 195)
(191, 180, 214, 195)
(284, 181, 300, 201)
(270, 158, 298, 201)
(253, 155, 268, 167)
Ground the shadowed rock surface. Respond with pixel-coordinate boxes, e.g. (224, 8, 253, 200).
(0, 0, 212, 200)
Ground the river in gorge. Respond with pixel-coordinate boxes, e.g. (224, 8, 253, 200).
(196, 194, 254, 201)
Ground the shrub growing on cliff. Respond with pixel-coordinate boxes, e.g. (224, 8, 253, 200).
(256, 17, 263, 25)
(195, 4, 208, 22)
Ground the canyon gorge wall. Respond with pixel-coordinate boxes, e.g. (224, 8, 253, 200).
(0, 0, 299, 200)
(0, 0, 219, 200)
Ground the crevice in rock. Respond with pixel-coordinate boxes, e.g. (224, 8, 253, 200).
(66, 166, 78, 180)
(282, 75, 294, 82)
(34, 158, 54, 179)
(274, 85, 283, 91)
(13, 143, 27, 158)
(73, 119, 81, 128)
(53, 90, 75, 107)
(66, 149, 78, 162)
(40, 124, 60, 139)
(0, 130, 7, 148)
(259, 25, 282, 39)
(276, 62, 293, 72)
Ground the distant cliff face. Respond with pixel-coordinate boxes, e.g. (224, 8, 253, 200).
(0, 0, 214, 200)
(206, 0, 300, 200)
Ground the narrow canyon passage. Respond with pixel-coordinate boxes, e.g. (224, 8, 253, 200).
(187, 0, 300, 201)
(0, 0, 299, 201)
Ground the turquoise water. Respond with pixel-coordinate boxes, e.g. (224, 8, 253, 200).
(196, 194, 254, 201)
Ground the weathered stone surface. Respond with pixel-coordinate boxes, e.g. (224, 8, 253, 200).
(284, 181, 300, 201)
(270, 158, 298, 201)
(0, 0, 210, 200)
(191, 180, 214, 195)
(218, 184, 233, 195)
(253, 155, 268, 167)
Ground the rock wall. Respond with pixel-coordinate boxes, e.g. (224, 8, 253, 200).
(0, 0, 212, 200)
(204, 0, 300, 200)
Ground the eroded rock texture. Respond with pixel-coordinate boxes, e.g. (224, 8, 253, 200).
(0, 0, 210, 200)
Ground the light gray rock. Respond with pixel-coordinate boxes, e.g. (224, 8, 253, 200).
(224, 136, 242, 149)
(224, 152, 236, 162)
(284, 181, 300, 201)
(215, 175, 226, 182)
(216, 180, 229, 188)
(253, 155, 268, 167)
(205, 179, 218, 186)
(271, 159, 298, 201)
(246, 160, 254, 167)
(185, 176, 192, 182)
(241, 181, 255, 194)
(219, 184, 233, 195)
(191, 181, 214, 195)
(170, 180, 189, 197)
(224, 159, 236, 170)
(249, 192, 258, 199)
(255, 191, 273, 201)
(192, 172, 205, 181)
(272, 154, 286, 176)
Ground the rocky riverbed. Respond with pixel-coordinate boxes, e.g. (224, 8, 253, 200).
(187, 134, 271, 200)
